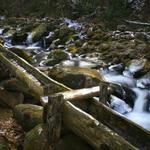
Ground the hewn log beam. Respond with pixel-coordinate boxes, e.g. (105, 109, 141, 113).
(0, 44, 70, 97)
(89, 100, 150, 149)
(63, 101, 137, 150)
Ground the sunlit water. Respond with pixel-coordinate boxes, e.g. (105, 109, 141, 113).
(103, 69, 150, 130)
(0, 18, 149, 130)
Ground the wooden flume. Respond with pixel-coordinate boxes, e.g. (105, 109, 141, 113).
(0, 44, 150, 150)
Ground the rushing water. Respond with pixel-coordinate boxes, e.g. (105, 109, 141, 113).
(0, 18, 150, 130)
(101, 64, 150, 130)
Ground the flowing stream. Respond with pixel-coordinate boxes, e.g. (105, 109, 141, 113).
(102, 66, 150, 130)
(0, 18, 150, 130)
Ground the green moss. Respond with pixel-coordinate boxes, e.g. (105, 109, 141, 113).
(14, 104, 43, 131)
(24, 124, 50, 150)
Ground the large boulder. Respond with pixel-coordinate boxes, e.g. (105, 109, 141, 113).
(46, 49, 70, 66)
(27, 23, 47, 43)
(55, 133, 94, 150)
(48, 66, 104, 89)
(23, 124, 51, 150)
(0, 89, 24, 108)
(128, 58, 150, 77)
(0, 78, 40, 104)
(14, 104, 43, 131)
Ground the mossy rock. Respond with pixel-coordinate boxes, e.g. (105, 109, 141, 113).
(31, 23, 47, 42)
(0, 63, 10, 81)
(23, 124, 51, 150)
(48, 49, 70, 60)
(48, 66, 103, 89)
(14, 104, 43, 131)
(12, 31, 28, 45)
(0, 89, 24, 109)
(0, 78, 40, 104)
(0, 137, 9, 150)
(128, 59, 150, 78)
(0, 37, 4, 45)
(67, 45, 78, 54)
(55, 133, 94, 150)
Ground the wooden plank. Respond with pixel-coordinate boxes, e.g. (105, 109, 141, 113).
(62, 86, 99, 101)
(63, 101, 137, 150)
(0, 53, 44, 96)
(47, 94, 63, 145)
(99, 81, 110, 105)
(125, 20, 150, 26)
(89, 100, 150, 150)
(0, 44, 71, 96)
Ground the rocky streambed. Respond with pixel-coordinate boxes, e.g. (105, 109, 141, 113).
(0, 17, 150, 149)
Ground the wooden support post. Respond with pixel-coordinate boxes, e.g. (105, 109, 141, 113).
(99, 81, 110, 105)
(46, 94, 64, 147)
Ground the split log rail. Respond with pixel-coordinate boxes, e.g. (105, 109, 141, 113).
(0, 44, 150, 150)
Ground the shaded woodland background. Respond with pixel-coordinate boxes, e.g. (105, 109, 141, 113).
(0, 0, 150, 21)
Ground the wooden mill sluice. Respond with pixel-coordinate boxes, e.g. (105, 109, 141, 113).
(0, 44, 150, 150)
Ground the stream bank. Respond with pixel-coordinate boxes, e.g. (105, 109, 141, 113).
(0, 15, 150, 149)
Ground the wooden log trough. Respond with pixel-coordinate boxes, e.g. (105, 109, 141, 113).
(0, 44, 150, 150)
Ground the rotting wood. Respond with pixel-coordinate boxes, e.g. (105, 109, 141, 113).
(0, 44, 70, 97)
(62, 86, 99, 101)
(41, 86, 99, 106)
(89, 100, 150, 150)
(63, 101, 137, 150)
(46, 94, 63, 146)
(99, 81, 110, 105)
(125, 20, 150, 26)
(0, 44, 149, 149)
(44, 86, 150, 149)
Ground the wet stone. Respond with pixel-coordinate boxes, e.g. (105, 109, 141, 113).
(14, 104, 43, 131)
(0, 89, 24, 109)
(23, 124, 51, 150)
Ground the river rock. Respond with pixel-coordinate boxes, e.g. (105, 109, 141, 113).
(0, 62, 10, 81)
(0, 78, 39, 104)
(46, 49, 70, 66)
(48, 66, 103, 89)
(110, 95, 132, 114)
(128, 59, 150, 77)
(55, 133, 94, 150)
(23, 124, 51, 150)
(0, 89, 24, 108)
(29, 23, 47, 42)
(12, 31, 28, 45)
(0, 37, 4, 45)
(48, 49, 70, 60)
(136, 71, 150, 88)
(109, 83, 136, 108)
(14, 104, 43, 131)
(117, 24, 127, 32)
(58, 25, 75, 43)
(0, 136, 9, 150)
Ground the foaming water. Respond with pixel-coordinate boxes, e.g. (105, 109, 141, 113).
(125, 112, 150, 130)
(125, 88, 150, 130)
(64, 18, 81, 29)
(26, 33, 33, 45)
(132, 88, 148, 112)
(102, 65, 150, 130)
(0, 28, 4, 35)
(104, 74, 136, 87)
